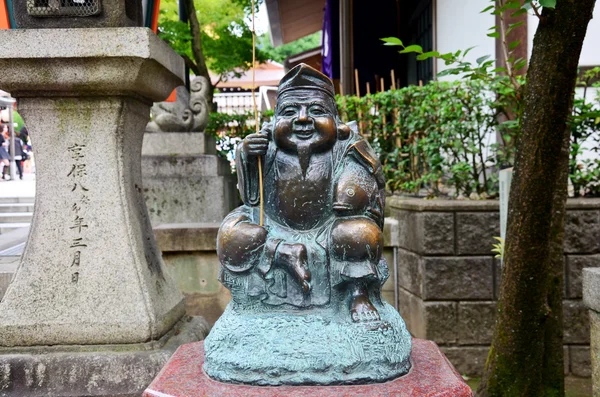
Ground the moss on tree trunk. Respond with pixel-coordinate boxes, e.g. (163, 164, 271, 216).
(477, 1, 596, 396)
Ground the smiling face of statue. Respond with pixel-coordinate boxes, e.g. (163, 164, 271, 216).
(273, 90, 338, 176)
(273, 90, 337, 154)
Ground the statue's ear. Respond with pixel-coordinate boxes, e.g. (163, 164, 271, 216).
(337, 122, 351, 141)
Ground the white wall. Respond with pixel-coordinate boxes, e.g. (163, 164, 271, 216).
(434, 2, 600, 173)
(435, 0, 498, 162)
(528, 6, 600, 66)
(435, 0, 496, 81)
(526, 12, 537, 61)
(527, 6, 600, 163)
(436, 2, 600, 75)
(580, 7, 600, 66)
(574, 86, 599, 162)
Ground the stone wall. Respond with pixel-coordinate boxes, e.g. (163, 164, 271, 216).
(153, 223, 230, 325)
(583, 267, 600, 395)
(388, 197, 600, 377)
(142, 132, 238, 226)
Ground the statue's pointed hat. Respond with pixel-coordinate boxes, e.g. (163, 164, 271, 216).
(277, 63, 336, 99)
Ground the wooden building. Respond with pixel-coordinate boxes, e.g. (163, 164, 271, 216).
(265, 0, 600, 95)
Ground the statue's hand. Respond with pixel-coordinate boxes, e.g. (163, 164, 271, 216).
(242, 133, 269, 158)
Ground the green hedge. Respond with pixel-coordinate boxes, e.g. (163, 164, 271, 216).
(337, 80, 518, 197)
(206, 79, 600, 198)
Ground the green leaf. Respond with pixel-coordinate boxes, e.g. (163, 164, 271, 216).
(476, 55, 491, 64)
(439, 52, 455, 62)
(381, 37, 404, 46)
(539, 0, 556, 8)
(511, 8, 528, 17)
(487, 32, 500, 38)
(506, 21, 525, 36)
(509, 40, 521, 50)
(480, 5, 494, 13)
(504, 1, 521, 9)
(417, 51, 439, 61)
(502, 120, 519, 128)
(514, 58, 527, 70)
(399, 44, 424, 54)
(463, 46, 476, 57)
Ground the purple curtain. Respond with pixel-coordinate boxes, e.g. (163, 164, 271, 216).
(321, 0, 333, 78)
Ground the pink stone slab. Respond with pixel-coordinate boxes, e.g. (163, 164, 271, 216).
(143, 339, 473, 397)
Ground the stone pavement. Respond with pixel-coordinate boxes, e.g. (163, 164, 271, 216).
(0, 174, 34, 299)
(0, 172, 35, 198)
(0, 173, 34, 256)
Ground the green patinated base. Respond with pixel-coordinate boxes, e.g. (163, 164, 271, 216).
(203, 303, 412, 385)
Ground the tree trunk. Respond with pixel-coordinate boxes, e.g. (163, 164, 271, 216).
(477, 1, 596, 396)
(182, 0, 216, 108)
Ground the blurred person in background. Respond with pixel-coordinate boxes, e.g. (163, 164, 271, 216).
(0, 125, 8, 180)
(10, 130, 25, 180)
(18, 127, 31, 175)
(1, 125, 25, 180)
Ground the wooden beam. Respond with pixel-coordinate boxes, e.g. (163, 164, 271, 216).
(265, 0, 283, 47)
(283, 0, 324, 15)
(279, 0, 324, 43)
(281, 12, 323, 42)
(340, 0, 353, 95)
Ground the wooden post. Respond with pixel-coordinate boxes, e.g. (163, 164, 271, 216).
(366, 82, 371, 134)
(340, 0, 353, 96)
(355, 69, 364, 135)
(354, 69, 361, 98)
(380, 77, 386, 140)
(339, 85, 346, 123)
(391, 70, 401, 148)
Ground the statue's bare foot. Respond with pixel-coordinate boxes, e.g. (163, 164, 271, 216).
(276, 243, 311, 293)
(349, 284, 380, 323)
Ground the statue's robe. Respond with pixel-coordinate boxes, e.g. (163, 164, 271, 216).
(221, 129, 388, 308)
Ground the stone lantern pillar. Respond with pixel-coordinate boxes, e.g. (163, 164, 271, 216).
(0, 28, 208, 396)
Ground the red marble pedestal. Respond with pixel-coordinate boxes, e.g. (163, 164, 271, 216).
(143, 339, 473, 397)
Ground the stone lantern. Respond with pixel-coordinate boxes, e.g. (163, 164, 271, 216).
(0, 1, 208, 396)
(3, 0, 159, 28)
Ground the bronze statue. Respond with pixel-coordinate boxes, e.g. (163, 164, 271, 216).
(204, 64, 411, 386)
